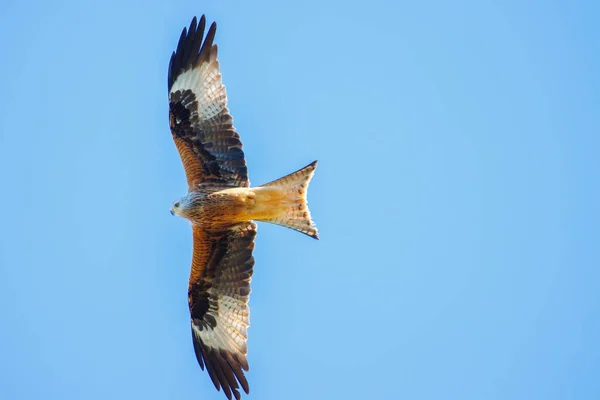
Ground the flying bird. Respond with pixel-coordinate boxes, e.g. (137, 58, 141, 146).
(167, 15, 319, 400)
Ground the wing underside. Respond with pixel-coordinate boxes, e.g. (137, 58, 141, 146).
(168, 15, 249, 190)
(188, 222, 257, 400)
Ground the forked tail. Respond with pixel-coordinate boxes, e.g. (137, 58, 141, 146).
(255, 161, 319, 239)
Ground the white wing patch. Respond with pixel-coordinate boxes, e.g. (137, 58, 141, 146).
(193, 292, 250, 355)
(170, 55, 227, 122)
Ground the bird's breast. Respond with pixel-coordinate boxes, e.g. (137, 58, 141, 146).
(189, 188, 255, 228)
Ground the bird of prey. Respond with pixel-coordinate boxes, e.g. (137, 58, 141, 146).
(167, 15, 319, 400)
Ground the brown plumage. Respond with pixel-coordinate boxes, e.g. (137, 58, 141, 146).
(167, 15, 319, 400)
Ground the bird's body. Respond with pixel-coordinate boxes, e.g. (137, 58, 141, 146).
(172, 163, 318, 235)
(173, 187, 258, 228)
(166, 14, 318, 400)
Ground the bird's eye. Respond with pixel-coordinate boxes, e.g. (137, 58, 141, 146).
(174, 202, 180, 208)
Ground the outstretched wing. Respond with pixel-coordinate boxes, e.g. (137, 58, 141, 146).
(168, 16, 249, 190)
(188, 222, 257, 400)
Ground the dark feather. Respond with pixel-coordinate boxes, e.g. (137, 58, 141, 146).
(181, 17, 198, 68)
(224, 351, 249, 393)
(172, 27, 187, 88)
(197, 22, 217, 67)
(200, 342, 222, 391)
(216, 350, 240, 392)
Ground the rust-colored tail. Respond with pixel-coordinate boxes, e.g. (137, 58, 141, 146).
(255, 161, 319, 239)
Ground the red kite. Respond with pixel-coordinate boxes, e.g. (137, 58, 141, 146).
(167, 15, 318, 400)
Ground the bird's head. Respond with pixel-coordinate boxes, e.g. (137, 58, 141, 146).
(170, 201, 181, 217)
(170, 195, 191, 218)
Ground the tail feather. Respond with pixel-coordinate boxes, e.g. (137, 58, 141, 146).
(257, 161, 319, 239)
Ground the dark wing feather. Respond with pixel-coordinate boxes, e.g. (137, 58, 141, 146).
(168, 15, 249, 190)
(188, 222, 256, 400)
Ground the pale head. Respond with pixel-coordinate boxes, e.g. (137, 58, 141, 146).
(170, 192, 205, 219)
(170, 194, 192, 218)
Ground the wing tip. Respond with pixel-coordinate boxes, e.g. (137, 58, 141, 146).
(197, 340, 250, 400)
(168, 14, 218, 91)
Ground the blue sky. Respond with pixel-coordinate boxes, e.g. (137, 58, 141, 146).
(1, 0, 599, 399)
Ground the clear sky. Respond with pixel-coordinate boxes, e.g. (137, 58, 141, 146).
(1, 0, 599, 399)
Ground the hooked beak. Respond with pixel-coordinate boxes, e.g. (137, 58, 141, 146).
(170, 209, 175, 216)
